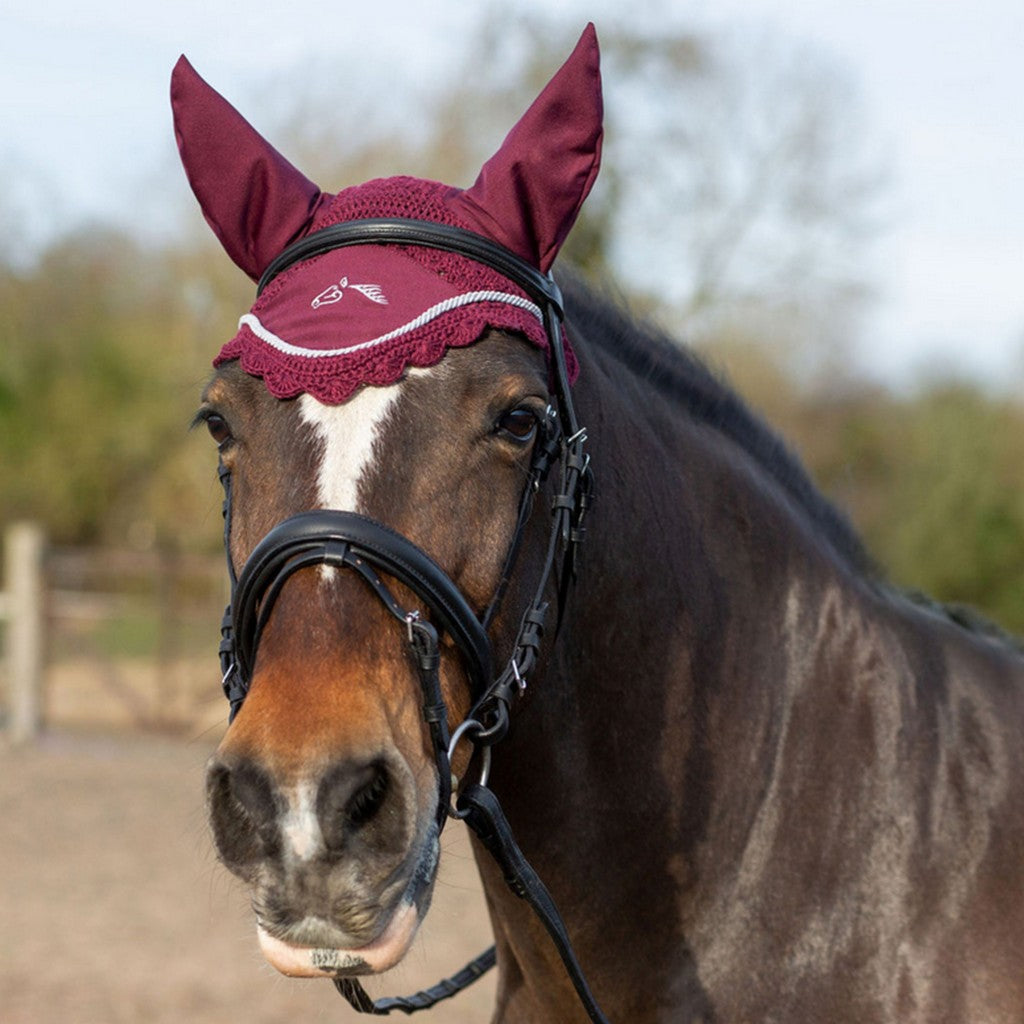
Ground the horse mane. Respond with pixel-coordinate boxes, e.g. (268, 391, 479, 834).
(561, 270, 1024, 653)
(560, 270, 876, 577)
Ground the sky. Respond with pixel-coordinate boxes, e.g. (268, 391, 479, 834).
(3, 0, 1022, 389)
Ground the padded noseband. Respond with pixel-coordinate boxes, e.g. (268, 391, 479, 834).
(231, 509, 492, 695)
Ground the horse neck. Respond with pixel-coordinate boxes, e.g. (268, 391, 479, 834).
(510, 335, 872, 824)
(474, 336, 900, 1014)
(479, 332, 1024, 1023)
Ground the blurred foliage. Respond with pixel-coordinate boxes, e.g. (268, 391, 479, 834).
(708, 338, 1024, 635)
(0, 229, 249, 551)
(269, 10, 884, 354)
(1, 13, 1023, 641)
(819, 384, 1024, 632)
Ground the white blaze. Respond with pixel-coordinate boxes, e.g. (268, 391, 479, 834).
(278, 386, 406, 856)
(298, 384, 403, 512)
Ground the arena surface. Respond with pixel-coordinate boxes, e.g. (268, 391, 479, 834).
(0, 731, 496, 1023)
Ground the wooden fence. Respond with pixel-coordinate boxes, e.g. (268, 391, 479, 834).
(1, 522, 44, 742)
(1, 522, 227, 742)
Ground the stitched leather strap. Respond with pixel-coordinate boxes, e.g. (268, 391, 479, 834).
(333, 947, 497, 1016)
(257, 219, 564, 316)
(457, 784, 611, 1024)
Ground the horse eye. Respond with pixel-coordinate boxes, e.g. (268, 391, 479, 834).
(205, 414, 232, 447)
(496, 407, 538, 443)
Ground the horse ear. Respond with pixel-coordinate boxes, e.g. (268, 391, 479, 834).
(452, 24, 603, 273)
(170, 56, 326, 281)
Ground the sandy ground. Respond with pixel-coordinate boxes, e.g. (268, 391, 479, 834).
(0, 730, 497, 1024)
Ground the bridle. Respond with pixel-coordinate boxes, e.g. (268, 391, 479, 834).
(215, 219, 608, 1022)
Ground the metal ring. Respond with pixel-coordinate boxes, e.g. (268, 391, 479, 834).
(447, 718, 492, 800)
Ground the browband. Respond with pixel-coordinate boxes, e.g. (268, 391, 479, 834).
(257, 218, 564, 313)
(257, 218, 581, 439)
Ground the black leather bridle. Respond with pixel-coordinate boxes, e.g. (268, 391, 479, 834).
(215, 219, 608, 1021)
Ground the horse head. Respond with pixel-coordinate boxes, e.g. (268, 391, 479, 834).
(173, 27, 601, 983)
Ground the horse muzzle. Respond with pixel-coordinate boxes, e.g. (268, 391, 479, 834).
(207, 743, 441, 978)
(254, 834, 440, 979)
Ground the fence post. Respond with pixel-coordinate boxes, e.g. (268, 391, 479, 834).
(4, 522, 45, 744)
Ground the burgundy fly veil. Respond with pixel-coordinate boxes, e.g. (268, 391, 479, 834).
(171, 27, 602, 404)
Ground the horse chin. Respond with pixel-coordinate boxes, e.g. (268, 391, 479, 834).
(256, 826, 439, 979)
(257, 899, 422, 978)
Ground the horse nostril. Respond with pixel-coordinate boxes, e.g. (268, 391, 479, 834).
(207, 759, 282, 874)
(317, 758, 392, 850)
(347, 766, 390, 827)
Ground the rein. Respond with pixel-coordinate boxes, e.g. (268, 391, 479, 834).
(216, 219, 607, 1022)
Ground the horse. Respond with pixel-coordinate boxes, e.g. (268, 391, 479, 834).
(172, 25, 1024, 1024)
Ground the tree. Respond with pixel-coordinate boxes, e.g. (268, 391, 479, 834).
(0, 228, 237, 550)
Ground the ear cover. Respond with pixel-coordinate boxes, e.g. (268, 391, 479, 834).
(452, 24, 603, 272)
(170, 56, 327, 281)
(174, 27, 603, 403)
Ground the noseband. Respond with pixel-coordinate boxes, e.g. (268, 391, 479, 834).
(215, 220, 608, 1022)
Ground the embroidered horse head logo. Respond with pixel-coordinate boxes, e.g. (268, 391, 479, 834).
(311, 277, 389, 309)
